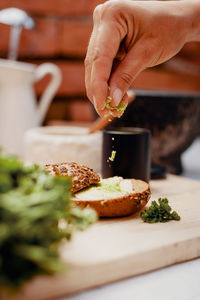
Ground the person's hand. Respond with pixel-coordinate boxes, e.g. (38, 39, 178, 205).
(85, 0, 196, 117)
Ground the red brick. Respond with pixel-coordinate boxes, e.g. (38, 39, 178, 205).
(61, 19, 92, 56)
(0, 24, 9, 57)
(0, 0, 106, 16)
(44, 99, 94, 124)
(0, 18, 61, 58)
(34, 61, 85, 96)
(68, 99, 94, 122)
(0, 17, 92, 58)
(45, 99, 71, 122)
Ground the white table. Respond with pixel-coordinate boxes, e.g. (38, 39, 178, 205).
(62, 139, 200, 300)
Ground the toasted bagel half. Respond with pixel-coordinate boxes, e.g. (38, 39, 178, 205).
(72, 177, 151, 217)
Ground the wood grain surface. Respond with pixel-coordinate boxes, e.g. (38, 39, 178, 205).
(2, 175, 200, 300)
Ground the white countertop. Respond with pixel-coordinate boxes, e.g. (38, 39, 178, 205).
(62, 139, 200, 300)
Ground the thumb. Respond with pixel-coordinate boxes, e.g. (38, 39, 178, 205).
(109, 43, 148, 106)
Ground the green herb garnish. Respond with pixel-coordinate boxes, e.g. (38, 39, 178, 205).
(108, 150, 116, 162)
(140, 198, 180, 223)
(0, 152, 97, 290)
(105, 96, 127, 116)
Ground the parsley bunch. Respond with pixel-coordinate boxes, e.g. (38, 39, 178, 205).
(0, 152, 96, 290)
(140, 198, 180, 223)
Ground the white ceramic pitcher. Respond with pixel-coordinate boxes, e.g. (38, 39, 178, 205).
(0, 59, 62, 157)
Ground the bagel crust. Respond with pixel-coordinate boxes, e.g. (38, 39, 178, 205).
(45, 162, 100, 193)
(72, 179, 151, 217)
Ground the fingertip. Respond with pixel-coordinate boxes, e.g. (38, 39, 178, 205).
(127, 89, 136, 104)
(93, 97, 100, 115)
(92, 78, 109, 115)
(93, 96, 106, 117)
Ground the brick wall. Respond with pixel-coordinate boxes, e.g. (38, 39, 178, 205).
(0, 1, 200, 123)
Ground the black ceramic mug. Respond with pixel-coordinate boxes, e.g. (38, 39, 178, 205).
(102, 127, 151, 182)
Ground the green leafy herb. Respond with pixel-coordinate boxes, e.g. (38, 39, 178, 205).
(0, 152, 97, 290)
(140, 198, 180, 223)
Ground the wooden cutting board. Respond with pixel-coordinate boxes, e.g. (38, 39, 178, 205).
(4, 175, 200, 300)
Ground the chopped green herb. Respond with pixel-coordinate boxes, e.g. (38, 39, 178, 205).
(108, 150, 116, 162)
(105, 96, 127, 117)
(0, 152, 97, 290)
(140, 198, 180, 223)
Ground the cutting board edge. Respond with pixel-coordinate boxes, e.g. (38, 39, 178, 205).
(5, 235, 200, 300)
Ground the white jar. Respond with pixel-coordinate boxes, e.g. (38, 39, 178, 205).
(24, 126, 102, 173)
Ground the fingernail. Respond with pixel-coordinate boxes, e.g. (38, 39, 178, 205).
(93, 97, 98, 111)
(112, 88, 123, 106)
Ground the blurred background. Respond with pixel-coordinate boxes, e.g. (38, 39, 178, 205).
(0, 0, 200, 177)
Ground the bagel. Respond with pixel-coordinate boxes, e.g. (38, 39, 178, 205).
(45, 162, 100, 193)
(72, 176, 151, 217)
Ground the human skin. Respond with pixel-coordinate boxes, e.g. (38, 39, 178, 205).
(85, 0, 200, 117)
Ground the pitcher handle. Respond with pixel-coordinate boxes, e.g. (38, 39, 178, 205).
(34, 63, 62, 124)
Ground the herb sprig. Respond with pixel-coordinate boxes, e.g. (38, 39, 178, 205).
(140, 198, 180, 223)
